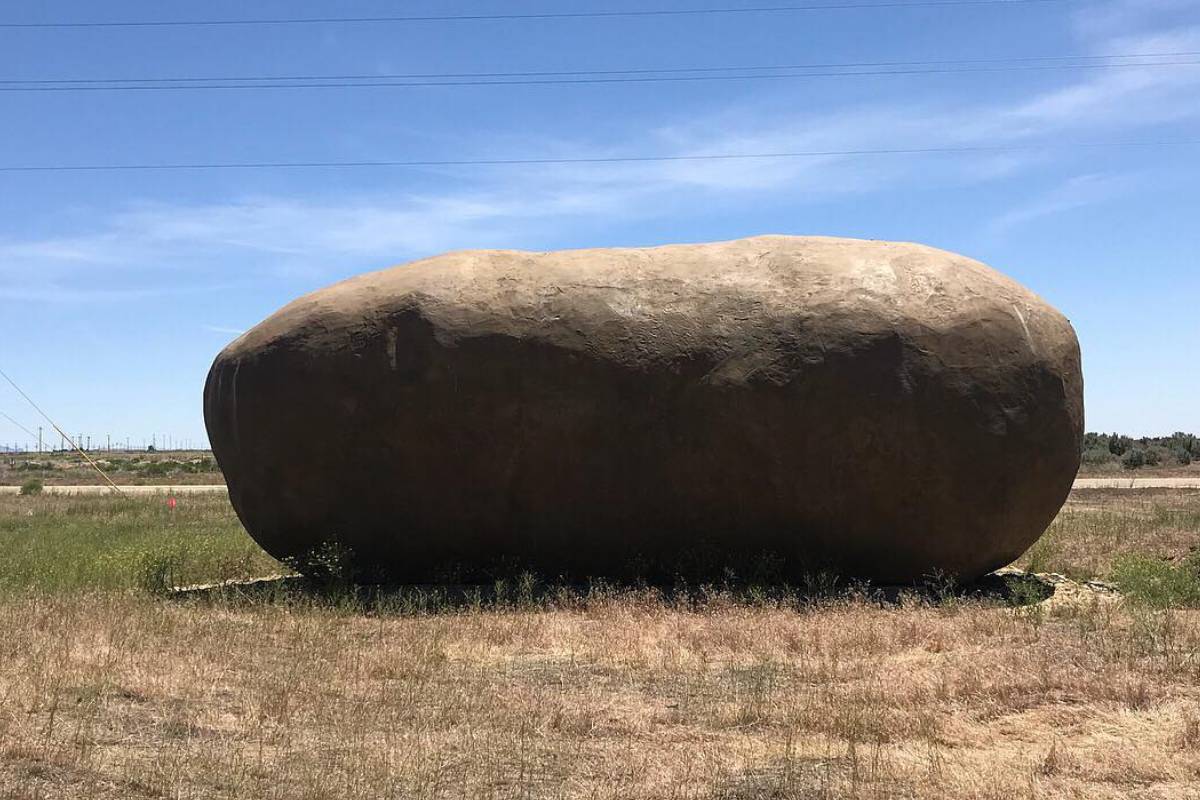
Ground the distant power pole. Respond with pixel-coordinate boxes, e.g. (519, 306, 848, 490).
(37, 426, 42, 454)
(107, 434, 111, 452)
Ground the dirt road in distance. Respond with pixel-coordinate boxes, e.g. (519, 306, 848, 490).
(3, 478, 1199, 496)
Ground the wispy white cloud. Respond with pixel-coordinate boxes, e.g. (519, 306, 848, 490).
(986, 172, 1142, 235)
(0, 187, 629, 267)
(202, 324, 246, 335)
(1072, 0, 1196, 40)
(2, 12, 1198, 302)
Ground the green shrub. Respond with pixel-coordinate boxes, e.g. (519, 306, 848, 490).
(1122, 449, 1147, 470)
(18, 478, 43, 496)
(1112, 554, 1200, 608)
(1081, 447, 1117, 467)
(286, 539, 356, 587)
(1084, 431, 1200, 467)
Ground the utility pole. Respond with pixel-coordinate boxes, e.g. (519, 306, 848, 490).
(37, 426, 42, 454)
(107, 434, 111, 452)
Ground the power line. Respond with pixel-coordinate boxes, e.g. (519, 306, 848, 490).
(6, 50, 1195, 85)
(0, 366, 126, 496)
(2, 140, 1197, 173)
(0, 410, 37, 440)
(0, 1, 1072, 29)
(3, 58, 1198, 92)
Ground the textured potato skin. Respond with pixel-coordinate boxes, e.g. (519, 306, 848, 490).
(204, 236, 1083, 583)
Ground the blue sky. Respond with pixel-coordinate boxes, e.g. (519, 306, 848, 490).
(1, 0, 1197, 449)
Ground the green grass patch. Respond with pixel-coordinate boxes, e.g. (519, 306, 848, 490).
(1111, 554, 1200, 608)
(0, 493, 282, 593)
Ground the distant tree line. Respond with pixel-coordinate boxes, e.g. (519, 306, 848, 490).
(1081, 432, 1198, 470)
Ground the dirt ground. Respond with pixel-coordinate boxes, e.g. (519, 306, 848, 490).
(1077, 464, 1200, 479)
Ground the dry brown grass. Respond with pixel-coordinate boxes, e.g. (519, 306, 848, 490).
(3, 489, 1200, 798)
(1, 589, 1198, 799)
(1019, 490, 1200, 579)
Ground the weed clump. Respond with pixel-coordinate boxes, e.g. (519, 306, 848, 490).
(18, 478, 43, 496)
(1112, 553, 1200, 608)
(135, 549, 184, 596)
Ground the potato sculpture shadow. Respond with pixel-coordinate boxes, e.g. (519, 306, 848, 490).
(204, 236, 1083, 584)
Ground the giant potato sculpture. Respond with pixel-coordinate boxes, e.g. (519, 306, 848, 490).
(204, 236, 1083, 584)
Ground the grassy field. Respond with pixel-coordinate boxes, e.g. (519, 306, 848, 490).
(0, 493, 277, 592)
(1021, 490, 1200, 589)
(4, 449, 1198, 488)
(1, 491, 1198, 799)
(0, 451, 224, 487)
